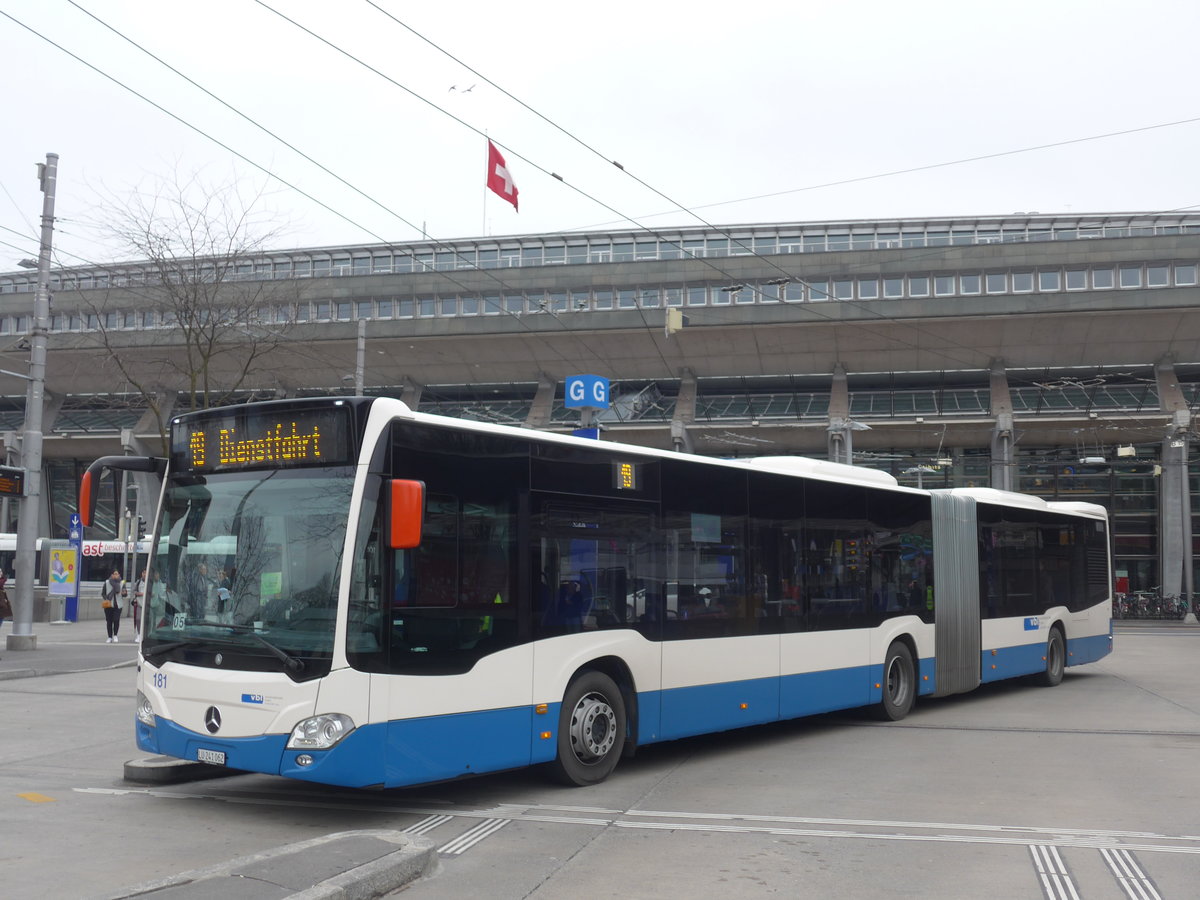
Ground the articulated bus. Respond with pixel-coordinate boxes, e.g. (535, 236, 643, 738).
(80, 397, 1112, 789)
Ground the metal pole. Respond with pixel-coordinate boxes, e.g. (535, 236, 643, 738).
(10, 153, 57, 651)
(355, 318, 365, 395)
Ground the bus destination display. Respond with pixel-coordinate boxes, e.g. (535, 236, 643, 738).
(174, 407, 353, 473)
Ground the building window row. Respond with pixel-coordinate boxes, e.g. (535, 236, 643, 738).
(18, 261, 1198, 335)
(5, 218, 1200, 295)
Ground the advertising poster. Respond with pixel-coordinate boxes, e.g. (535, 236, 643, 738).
(47, 547, 78, 597)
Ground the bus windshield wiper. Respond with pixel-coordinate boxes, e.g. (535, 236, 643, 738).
(246, 632, 305, 673)
(147, 623, 305, 673)
(142, 640, 190, 665)
(194, 622, 307, 673)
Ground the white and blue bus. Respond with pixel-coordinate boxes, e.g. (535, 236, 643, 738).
(80, 397, 1112, 789)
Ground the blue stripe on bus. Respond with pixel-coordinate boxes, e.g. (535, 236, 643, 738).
(137, 716, 291, 775)
(780, 665, 872, 721)
(918, 656, 937, 696)
(656, 676, 781, 741)
(979, 631, 1112, 683)
(138, 707, 542, 789)
(381, 706, 535, 787)
(980, 642, 1046, 682)
(1067, 632, 1112, 666)
(135, 641, 1092, 788)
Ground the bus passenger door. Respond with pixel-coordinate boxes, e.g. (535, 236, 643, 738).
(530, 500, 663, 754)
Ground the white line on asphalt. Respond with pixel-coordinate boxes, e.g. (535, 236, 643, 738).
(438, 818, 509, 855)
(404, 814, 454, 835)
(1030, 845, 1081, 900)
(1101, 847, 1163, 900)
(76, 786, 1200, 855)
(619, 807, 1191, 845)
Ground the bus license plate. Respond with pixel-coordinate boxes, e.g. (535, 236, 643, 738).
(197, 748, 226, 766)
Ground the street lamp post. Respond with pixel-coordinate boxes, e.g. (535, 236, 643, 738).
(9, 153, 57, 652)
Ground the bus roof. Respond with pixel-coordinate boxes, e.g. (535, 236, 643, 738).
(938, 487, 1108, 519)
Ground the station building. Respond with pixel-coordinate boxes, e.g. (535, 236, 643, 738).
(2, 211, 1200, 598)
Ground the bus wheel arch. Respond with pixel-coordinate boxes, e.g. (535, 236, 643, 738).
(548, 665, 629, 786)
(874, 638, 917, 721)
(1034, 624, 1066, 687)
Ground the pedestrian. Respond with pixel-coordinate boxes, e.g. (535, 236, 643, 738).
(132, 569, 145, 642)
(102, 569, 124, 643)
(0, 569, 11, 655)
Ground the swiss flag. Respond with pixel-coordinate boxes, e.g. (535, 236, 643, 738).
(486, 140, 519, 211)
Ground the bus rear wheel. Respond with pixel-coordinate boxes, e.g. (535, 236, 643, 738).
(1034, 628, 1065, 687)
(549, 671, 626, 786)
(875, 641, 916, 721)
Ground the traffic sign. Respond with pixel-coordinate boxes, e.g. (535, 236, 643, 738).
(564, 374, 610, 410)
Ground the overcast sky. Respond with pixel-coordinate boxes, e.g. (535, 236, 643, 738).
(2, 0, 1198, 269)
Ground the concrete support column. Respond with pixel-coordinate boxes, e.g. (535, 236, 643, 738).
(525, 376, 557, 429)
(826, 364, 851, 464)
(670, 368, 697, 453)
(989, 360, 1015, 492)
(1159, 413, 1194, 620)
(400, 378, 424, 409)
(1155, 359, 1195, 621)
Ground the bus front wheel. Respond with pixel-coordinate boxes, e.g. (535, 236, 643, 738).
(549, 671, 626, 786)
(1034, 628, 1066, 687)
(875, 642, 916, 721)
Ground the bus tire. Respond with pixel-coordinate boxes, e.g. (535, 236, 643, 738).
(1034, 628, 1065, 687)
(548, 670, 626, 786)
(875, 641, 916, 721)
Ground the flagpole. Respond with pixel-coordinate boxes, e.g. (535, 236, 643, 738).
(482, 133, 488, 235)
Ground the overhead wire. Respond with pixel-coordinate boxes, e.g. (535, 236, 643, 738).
(5, 4, 1197, 406)
(0, 4, 622, 378)
(250, 0, 686, 376)
(342, 2, 1200, 395)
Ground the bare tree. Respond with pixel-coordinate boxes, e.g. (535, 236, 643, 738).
(81, 168, 303, 449)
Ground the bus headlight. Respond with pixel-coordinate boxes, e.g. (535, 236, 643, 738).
(286, 713, 355, 750)
(136, 690, 155, 727)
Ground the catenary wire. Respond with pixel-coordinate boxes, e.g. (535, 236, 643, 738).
(4, 6, 1194, 401)
(0, 7, 626, 378)
(311, 3, 1200, 394)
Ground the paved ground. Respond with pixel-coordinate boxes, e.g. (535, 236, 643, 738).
(4, 619, 1195, 900)
(1, 619, 140, 680)
(1, 622, 438, 897)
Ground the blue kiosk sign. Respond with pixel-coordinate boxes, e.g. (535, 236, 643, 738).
(565, 374, 610, 439)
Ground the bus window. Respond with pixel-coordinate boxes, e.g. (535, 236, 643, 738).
(532, 502, 655, 638)
(376, 490, 517, 674)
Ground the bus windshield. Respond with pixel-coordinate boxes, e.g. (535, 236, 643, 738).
(143, 467, 356, 672)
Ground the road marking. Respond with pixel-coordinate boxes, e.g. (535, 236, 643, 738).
(438, 818, 509, 856)
(76, 785, 1200, 857)
(1101, 848, 1162, 900)
(404, 814, 454, 835)
(1030, 844, 1081, 900)
(18, 792, 55, 803)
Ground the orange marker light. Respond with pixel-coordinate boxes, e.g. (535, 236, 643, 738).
(540, 731, 552, 740)
(535, 704, 548, 715)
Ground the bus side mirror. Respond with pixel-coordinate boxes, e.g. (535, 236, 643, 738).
(389, 480, 425, 549)
(78, 455, 166, 528)
(79, 468, 99, 528)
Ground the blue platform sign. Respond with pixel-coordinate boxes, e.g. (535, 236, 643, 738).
(565, 374, 610, 410)
(63, 513, 83, 622)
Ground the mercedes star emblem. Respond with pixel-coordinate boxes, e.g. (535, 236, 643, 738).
(204, 706, 222, 734)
